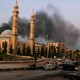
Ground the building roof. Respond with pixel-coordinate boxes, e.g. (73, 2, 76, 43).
(1, 29, 12, 36)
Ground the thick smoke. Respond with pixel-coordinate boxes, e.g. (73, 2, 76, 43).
(0, 5, 80, 49)
(8, 17, 30, 37)
(35, 36, 48, 45)
(35, 11, 80, 48)
(0, 23, 11, 34)
(35, 11, 55, 39)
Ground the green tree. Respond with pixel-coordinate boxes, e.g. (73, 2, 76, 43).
(17, 47, 21, 55)
(69, 50, 73, 59)
(33, 45, 37, 69)
(41, 45, 44, 57)
(75, 49, 80, 61)
(37, 47, 40, 58)
(27, 46, 31, 56)
(0, 48, 1, 54)
(49, 45, 56, 58)
(2, 41, 7, 54)
(60, 48, 65, 58)
(44, 48, 47, 57)
(9, 44, 13, 54)
(56, 47, 60, 58)
(22, 44, 26, 56)
(48, 48, 51, 58)
(53, 46, 56, 56)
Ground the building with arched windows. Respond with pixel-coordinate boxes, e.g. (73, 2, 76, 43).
(0, 0, 67, 58)
(0, 30, 12, 52)
(0, 0, 35, 55)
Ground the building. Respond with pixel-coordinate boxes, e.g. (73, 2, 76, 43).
(29, 10, 35, 55)
(0, 0, 28, 54)
(47, 42, 66, 58)
(47, 42, 65, 49)
(0, 0, 67, 57)
(0, 0, 36, 55)
(0, 30, 12, 52)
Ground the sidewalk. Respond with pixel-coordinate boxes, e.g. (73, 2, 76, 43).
(0, 61, 30, 71)
(0, 63, 29, 71)
(0, 60, 44, 71)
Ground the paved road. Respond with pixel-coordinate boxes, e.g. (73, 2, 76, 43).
(0, 60, 45, 70)
(0, 63, 29, 69)
(0, 70, 61, 80)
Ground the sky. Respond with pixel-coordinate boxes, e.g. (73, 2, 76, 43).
(0, 0, 80, 28)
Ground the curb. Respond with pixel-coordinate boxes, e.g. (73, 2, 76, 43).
(0, 67, 28, 71)
(0, 66, 44, 71)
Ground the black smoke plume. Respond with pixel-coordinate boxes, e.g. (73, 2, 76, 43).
(0, 5, 80, 49)
(8, 17, 30, 37)
(0, 23, 11, 34)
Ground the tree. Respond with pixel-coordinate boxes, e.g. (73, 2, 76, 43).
(69, 50, 72, 59)
(2, 41, 7, 54)
(75, 49, 80, 61)
(48, 47, 51, 58)
(22, 44, 26, 56)
(44, 48, 47, 58)
(37, 47, 40, 58)
(49, 45, 56, 58)
(27, 46, 31, 56)
(60, 48, 65, 58)
(9, 44, 13, 54)
(32, 45, 37, 69)
(56, 47, 60, 58)
(17, 47, 21, 55)
(53, 46, 56, 56)
(0, 48, 1, 54)
(41, 45, 44, 57)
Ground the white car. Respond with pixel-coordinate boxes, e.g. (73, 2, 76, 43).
(44, 59, 57, 70)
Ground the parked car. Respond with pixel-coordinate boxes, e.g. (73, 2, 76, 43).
(75, 62, 80, 71)
(43, 59, 57, 70)
(75, 65, 80, 71)
(60, 61, 80, 71)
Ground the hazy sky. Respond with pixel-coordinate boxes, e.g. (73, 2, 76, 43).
(0, 0, 80, 28)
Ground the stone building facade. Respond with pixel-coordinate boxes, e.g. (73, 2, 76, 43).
(0, 0, 29, 54)
(0, 0, 67, 57)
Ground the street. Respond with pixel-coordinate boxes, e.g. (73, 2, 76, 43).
(0, 70, 62, 80)
(0, 60, 79, 80)
(0, 59, 45, 70)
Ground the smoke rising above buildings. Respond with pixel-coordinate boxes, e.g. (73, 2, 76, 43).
(0, 5, 80, 49)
